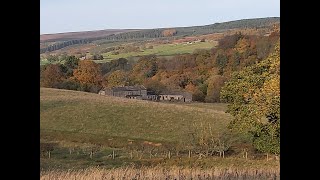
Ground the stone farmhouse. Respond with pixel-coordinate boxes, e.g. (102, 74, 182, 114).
(159, 91, 192, 102)
(98, 86, 192, 102)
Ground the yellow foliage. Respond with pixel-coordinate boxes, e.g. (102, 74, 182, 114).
(73, 60, 102, 85)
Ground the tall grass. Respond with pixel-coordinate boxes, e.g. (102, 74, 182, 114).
(40, 166, 279, 180)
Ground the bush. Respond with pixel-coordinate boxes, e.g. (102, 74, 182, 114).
(56, 79, 81, 91)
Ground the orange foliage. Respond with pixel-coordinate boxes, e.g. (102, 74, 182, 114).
(73, 60, 102, 85)
(162, 29, 177, 37)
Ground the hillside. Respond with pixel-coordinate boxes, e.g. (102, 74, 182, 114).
(40, 29, 138, 42)
(40, 88, 280, 171)
(40, 17, 279, 54)
(40, 88, 232, 143)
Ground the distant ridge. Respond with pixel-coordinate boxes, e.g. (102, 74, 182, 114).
(40, 29, 139, 42)
(40, 17, 279, 54)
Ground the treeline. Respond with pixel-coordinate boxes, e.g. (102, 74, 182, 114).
(40, 17, 279, 53)
(40, 38, 92, 54)
(40, 30, 279, 103)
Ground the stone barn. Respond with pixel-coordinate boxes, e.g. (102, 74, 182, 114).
(159, 91, 192, 102)
(99, 85, 148, 99)
(99, 86, 192, 102)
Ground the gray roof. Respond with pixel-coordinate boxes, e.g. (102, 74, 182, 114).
(160, 91, 192, 96)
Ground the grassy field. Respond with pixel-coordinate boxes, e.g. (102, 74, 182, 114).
(96, 41, 217, 63)
(41, 88, 231, 143)
(40, 88, 278, 171)
(40, 41, 217, 64)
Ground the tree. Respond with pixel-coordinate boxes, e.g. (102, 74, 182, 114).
(217, 33, 243, 49)
(162, 29, 177, 37)
(62, 56, 80, 77)
(130, 55, 158, 83)
(73, 60, 102, 86)
(143, 79, 167, 95)
(93, 54, 104, 60)
(185, 83, 205, 102)
(215, 52, 228, 75)
(234, 37, 250, 54)
(105, 70, 128, 87)
(205, 75, 226, 102)
(56, 78, 81, 91)
(64, 56, 79, 69)
(40, 64, 65, 87)
(46, 55, 59, 63)
(220, 42, 280, 155)
(146, 62, 158, 78)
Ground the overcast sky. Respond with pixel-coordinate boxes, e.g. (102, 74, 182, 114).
(40, 0, 280, 34)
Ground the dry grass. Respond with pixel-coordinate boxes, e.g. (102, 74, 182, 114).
(40, 166, 279, 180)
(40, 88, 232, 143)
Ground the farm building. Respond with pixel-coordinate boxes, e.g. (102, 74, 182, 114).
(159, 91, 192, 102)
(99, 86, 192, 102)
(146, 91, 158, 101)
(99, 85, 148, 100)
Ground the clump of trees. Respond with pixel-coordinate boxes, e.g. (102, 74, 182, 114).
(162, 29, 177, 37)
(220, 42, 280, 156)
(92, 54, 104, 60)
(40, 55, 103, 93)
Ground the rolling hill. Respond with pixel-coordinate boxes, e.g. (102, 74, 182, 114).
(40, 17, 279, 54)
(40, 88, 278, 170)
(40, 29, 139, 43)
(40, 88, 233, 144)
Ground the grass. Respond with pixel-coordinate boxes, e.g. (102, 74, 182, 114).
(41, 88, 231, 143)
(96, 41, 217, 63)
(40, 88, 278, 171)
(40, 166, 280, 180)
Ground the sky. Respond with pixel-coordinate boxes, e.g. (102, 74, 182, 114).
(40, 0, 280, 35)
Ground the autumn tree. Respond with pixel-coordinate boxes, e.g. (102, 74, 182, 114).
(105, 70, 128, 87)
(205, 75, 226, 102)
(162, 29, 177, 37)
(40, 64, 65, 88)
(143, 79, 167, 95)
(130, 55, 158, 83)
(185, 83, 205, 102)
(217, 33, 243, 49)
(234, 37, 251, 54)
(220, 42, 280, 155)
(73, 60, 102, 87)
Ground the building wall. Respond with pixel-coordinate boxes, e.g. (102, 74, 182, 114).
(159, 95, 184, 101)
(141, 90, 147, 99)
(98, 90, 106, 95)
(145, 95, 158, 100)
(99, 88, 192, 102)
(110, 90, 147, 98)
(159, 94, 192, 102)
